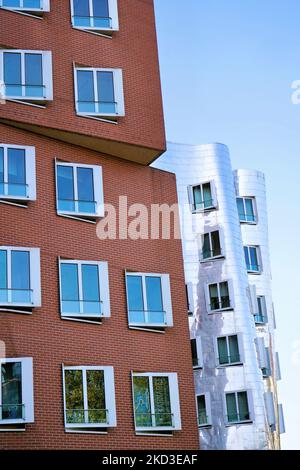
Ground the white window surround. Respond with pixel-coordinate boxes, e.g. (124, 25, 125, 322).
(58, 259, 110, 321)
(196, 393, 212, 427)
(55, 161, 104, 219)
(125, 272, 173, 329)
(0, 50, 53, 102)
(224, 390, 253, 426)
(248, 285, 268, 323)
(237, 196, 257, 224)
(0, 357, 34, 425)
(214, 333, 244, 367)
(205, 280, 234, 313)
(62, 365, 117, 430)
(73, 66, 125, 118)
(70, 0, 119, 33)
(244, 245, 262, 274)
(131, 372, 181, 432)
(200, 228, 225, 262)
(0, 144, 36, 202)
(188, 180, 217, 214)
(0, 0, 49, 13)
(191, 336, 203, 369)
(0, 246, 41, 309)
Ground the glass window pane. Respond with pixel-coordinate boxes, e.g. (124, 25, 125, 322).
(202, 183, 212, 207)
(145, 276, 164, 324)
(23, 0, 41, 8)
(127, 275, 144, 323)
(7, 148, 26, 197)
(211, 231, 221, 257)
(77, 70, 95, 112)
(209, 283, 219, 310)
(61, 263, 80, 313)
(1, 362, 22, 420)
(153, 376, 172, 427)
(77, 167, 95, 214)
(191, 339, 198, 366)
(249, 247, 258, 270)
(25, 54, 43, 97)
(197, 395, 207, 425)
(97, 71, 116, 114)
(133, 376, 151, 427)
(220, 282, 230, 308)
(244, 246, 250, 268)
(82, 264, 101, 315)
(3, 1, 20, 7)
(0, 250, 7, 304)
(237, 198, 245, 220)
(4, 52, 22, 96)
(93, 0, 110, 27)
(57, 165, 75, 212)
(11, 251, 30, 303)
(237, 392, 249, 421)
(65, 369, 84, 424)
(226, 393, 237, 422)
(228, 335, 240, 363)
(202, 233, 211, 259)
(0, 147, 4, 195)
(73, 0, 91, 26)
(245, 198, 254, 219)
(86, 369, 106, 423)
(193, 185, 202, 209)
(217, 337, 228, 364)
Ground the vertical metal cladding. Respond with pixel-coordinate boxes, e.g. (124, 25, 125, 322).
(153, 142, 282, 450)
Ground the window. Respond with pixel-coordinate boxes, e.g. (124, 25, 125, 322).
(244, 246, 261, 273)
(0, 50, 53, 102)
(0, 247, 41, 310)
(74, 66, 124, 118)
(237, 197, 256, 223)
(201, 230, 223, 261)
(191, 337, 203, 369)
(197, 394, 211, 427)
(63, 365, 116, 431)
(217, 335, 242, 366)
(126, 272, 173, 329)
(132, 372, 181, 432)
(55, 161, 104, 220)
(0, 144, 36, 202)
(59, 259, 110, 321)
(0, 0, 50, 13)
(207, 281, 232, 312)
(0, 357, 34, 426)
(225, 391, 251, 424)
(255, 296, 267, 324)
(189, 181, 217, 212)
(186, 283, 194, 315)
(71, 0, 119, 33)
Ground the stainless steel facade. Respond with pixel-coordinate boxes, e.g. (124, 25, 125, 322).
(153, 142, 284, 450)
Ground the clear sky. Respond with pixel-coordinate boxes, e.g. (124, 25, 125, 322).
(154, 0, 300, 450)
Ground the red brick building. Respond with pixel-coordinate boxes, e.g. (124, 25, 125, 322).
(0, 0, 199, 449)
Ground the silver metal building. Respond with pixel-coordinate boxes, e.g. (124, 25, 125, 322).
(153, 142, 285, 450)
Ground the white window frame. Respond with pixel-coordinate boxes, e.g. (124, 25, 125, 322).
(62, 365, 116, 431)
(224, 390, 252, 425)
(248, 285, 268, 324)
(205, 280, 234, 313)
(125, 272, 173, 329)
(237, 196, 257, 224)
(131, 372, 181, 433)
(55, 161, 104, 219)
(215, 333, 243, 367)
(0, 246, 41, 310)
(0, 357, 34, 425)
(191, 336, 203, 369)
(59, 258, 110, 322)
(0, 50, 53, 102)
(0, 0, 50, 13)
(70, 0, 119, 33)
(188, 181, 217, 214)
(244, 245, 262, 274)
(200, 229, 225, 262)
(0, 143, 36, 202)
(196, 393, 211, 427)
(74, 66, 125, 118)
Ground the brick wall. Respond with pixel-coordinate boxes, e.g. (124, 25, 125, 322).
(0, 124, 199, 449)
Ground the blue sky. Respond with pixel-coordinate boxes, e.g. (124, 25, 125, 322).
(154, 0, 300, 450)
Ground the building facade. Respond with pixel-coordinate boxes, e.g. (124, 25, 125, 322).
(153, 142, 285, 450)
(0, 2, 200, 449)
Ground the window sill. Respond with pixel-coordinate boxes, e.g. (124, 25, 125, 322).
(193, 365, 203, 371)
(208, 307, 233, 314)
(191, 206, 217, 214)
(225, 420, 252, 427)
(72, 25, 118, 37)
(135, 426, 176, 433)
(217, 362, 243, 368)
(200, 255, 225, 263)
(198, 423, 212, 429)
(247, 270, 262, 275)
(61, 315, 103, 325)
(240, 220, 257, 225)
(0, 7, 44, 18)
